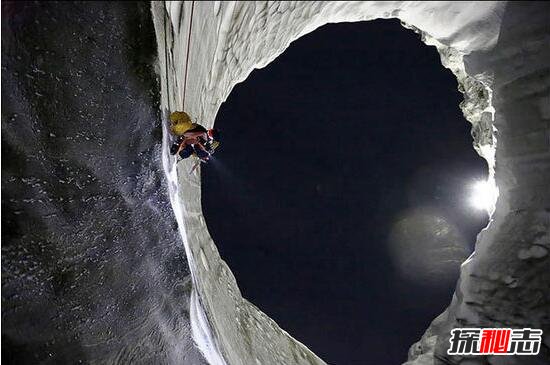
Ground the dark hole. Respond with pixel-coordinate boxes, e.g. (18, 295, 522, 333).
(202, 19, 489, 364)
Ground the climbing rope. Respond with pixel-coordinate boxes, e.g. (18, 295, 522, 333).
(163, 2, 171, 111)
(182, 0, 195, 110)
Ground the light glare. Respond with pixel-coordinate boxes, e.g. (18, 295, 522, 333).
(470, 179, 498, 212)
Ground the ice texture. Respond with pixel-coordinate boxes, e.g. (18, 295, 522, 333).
(151, 2, 550, 364)
(2, 2, 207, 363)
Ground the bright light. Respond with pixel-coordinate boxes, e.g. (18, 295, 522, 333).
(469, 179, 498, 212)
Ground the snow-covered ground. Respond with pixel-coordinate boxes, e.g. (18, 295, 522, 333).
(152, 2, 550, 364)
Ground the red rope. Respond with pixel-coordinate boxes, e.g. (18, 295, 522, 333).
(182, 0, 195, 110)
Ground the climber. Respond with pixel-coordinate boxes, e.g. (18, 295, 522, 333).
(168, 111, 220, 161)
(172, 126, 221, 161)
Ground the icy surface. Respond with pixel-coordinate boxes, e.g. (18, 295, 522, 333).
(2, 2, 206, 363)
(153, 1, 549, 364)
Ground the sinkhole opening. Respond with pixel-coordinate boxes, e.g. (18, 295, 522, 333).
(202, 19, 489, 364)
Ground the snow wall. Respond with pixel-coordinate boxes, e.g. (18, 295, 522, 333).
(151, 2, 550, 364)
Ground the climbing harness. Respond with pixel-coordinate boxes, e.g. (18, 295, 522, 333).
(188, 141, 219, 175)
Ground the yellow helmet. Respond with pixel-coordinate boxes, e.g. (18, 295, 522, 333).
(169, 111, 193, 136)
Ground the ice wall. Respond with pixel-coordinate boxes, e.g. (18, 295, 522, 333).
(151, 2, 550, 364)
